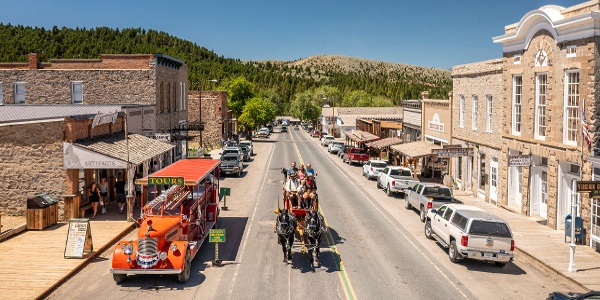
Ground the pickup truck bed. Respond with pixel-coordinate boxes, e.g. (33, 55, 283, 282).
(405, 183, 461, 222)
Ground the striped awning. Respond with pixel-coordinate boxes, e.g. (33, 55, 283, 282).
(365, 137, 403, 149)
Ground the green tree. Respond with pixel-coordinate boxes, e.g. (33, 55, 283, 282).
(289, 90, 321, 123)
(226, 76, 255, 118)
(257, 88, 284, 116)
(238, 97, 275, 133)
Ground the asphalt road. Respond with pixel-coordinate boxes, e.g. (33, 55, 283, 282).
(46, 125, 580, 300)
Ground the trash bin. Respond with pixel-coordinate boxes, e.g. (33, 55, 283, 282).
(26, 193, 59, 230)
(564, 214, 584, 244)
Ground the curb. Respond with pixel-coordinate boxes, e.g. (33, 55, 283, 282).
(36, 222, 136, 300)
(514, 246, 591, 292)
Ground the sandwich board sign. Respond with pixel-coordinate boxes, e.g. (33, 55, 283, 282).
(64, 218, 93, 258)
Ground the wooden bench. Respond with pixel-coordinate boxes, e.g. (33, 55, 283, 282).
(79, 202, 93, 218)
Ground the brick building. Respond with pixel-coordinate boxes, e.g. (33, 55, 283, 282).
(492, 1, 599, 245)
(187, 90, 232, 151)
(451, 59, 503, 203)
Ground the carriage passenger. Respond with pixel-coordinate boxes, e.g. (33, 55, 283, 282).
(284, 173, 303, 208)
(297, 164, 307, 180)
(302, 173, 318, 210)
(305, 163, 317, 178)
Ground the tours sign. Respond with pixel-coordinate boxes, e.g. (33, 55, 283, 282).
(147, 176, 185, 186)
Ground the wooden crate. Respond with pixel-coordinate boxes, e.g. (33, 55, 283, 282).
(26, 205, 58, 230)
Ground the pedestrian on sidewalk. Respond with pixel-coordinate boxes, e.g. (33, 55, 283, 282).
(114, 174, 126, 214)
(88, 182, 101, 219)
(98, 177, 108, 214)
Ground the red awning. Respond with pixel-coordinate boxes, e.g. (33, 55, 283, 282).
(136, 159, 220, 186)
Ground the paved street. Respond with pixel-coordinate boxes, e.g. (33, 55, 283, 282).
(45, 126, 585, 300)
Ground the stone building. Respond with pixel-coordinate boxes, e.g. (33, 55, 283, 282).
(0, 106, 173, 219)
(451, 59, 503, 203)
(187, 90, 232, 151)
(0, 53, 189, 156)
(492, 1, 598, 241)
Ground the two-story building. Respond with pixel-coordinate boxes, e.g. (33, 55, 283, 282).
(451, 59, 503, 203)
(492, 2, 597, 237)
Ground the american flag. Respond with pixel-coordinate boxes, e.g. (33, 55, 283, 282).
(582, 107, 591, 147)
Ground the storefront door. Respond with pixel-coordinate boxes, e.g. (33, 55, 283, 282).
(489, 160, 498, 203)
(557, 162, 579, 230)
(530, 166, 548, 219)
(508, 166, 522, 208)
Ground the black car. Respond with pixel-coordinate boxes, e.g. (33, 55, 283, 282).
(547, 291, 600, 300)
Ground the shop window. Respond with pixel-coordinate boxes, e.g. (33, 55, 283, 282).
(535, 74, 547, 139)
(472, 95, 478, 130)
(566, 46, 577, 58)
(459, 95, 464, 128)
(486, 95, 492, 132)
(0, 82, 3, 105)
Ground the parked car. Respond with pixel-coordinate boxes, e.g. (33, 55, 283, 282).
(338, 144, 351, 158)
(328, 141, 345, 154)
(405, 183, 461, 222)
(239, 140, 253, 156)
(220, 153, 243, 177)
(281, 125, 288, 132)
(311, 130, 321, 138)
(256, 127, 270, 138)
(546, 291, 600, 300)
(342, 147, 369, 165)
(377, 166, 420, 196)
(362, 160, 388, 180)
(425, 204, 514, 267)
(238, 145, 250, 162)
(320, 135, 335, 146)
(221, 147, 244, 163)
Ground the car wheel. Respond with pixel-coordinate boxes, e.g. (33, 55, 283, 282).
(420, 206, 427, 223)
(425, 221, 434, 240)
(386, 185, 392, 196)
(404, 197, 412, 209)
(494, 262, 507, 267)
(449, 240, 462, 263)
(177, 249, 192, 283)
(377, 179, 382, 189)
(113, 273, 127, 284)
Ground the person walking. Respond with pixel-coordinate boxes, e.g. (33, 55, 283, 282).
(114, 175, 126, 214)
(88, 182, 101, 219)
(98, 177, 108, 214)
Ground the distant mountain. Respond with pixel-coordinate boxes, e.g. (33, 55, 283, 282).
(0, 24, 451, 106)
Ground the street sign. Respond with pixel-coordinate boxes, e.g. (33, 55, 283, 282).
(64, 218, 93, 258)
(209, 229, 226, 243)
(147, 176, 184, 186)
(220, 187, 231, 196)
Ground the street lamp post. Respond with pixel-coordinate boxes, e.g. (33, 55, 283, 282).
(198, 79, 218, 150)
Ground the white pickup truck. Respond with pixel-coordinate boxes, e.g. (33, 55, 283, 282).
(404, 183, 461, 222)
(424, 204, 514, 267)
(376, 166, 419, 196)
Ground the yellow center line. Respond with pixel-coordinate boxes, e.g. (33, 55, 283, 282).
(290, 131, 357, 300)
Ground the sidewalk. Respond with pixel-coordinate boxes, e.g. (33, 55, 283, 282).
(452, 190, 600, 292)
(0, 201, 136, 300)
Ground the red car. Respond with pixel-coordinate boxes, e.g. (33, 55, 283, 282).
(311, 130, 321, 138)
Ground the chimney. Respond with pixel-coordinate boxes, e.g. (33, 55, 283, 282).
(28, 53, 39, 70)
(421, 91, 429, 100)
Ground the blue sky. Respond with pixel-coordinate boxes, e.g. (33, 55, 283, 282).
(0, 0, 580, 69)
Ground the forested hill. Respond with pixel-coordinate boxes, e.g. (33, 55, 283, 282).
(0, 24, 451, 105)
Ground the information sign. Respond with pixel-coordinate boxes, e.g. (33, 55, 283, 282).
(508, 155, 531, 167)
(220, 187, 231, 196)
(209, 229, 226, 243)
(64, 218, 93, 258)
(432, 147, 473, 157)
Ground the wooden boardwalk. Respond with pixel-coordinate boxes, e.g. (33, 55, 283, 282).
(0, 219, 133, 300)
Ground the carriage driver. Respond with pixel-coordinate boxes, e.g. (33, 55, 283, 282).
(284, 172, 303, 208)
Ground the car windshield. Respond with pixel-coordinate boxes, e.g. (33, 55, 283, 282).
(223, 150, 238, 155)
(372, 162, 387, 168)
(221, 156, 237, 161)
(350, 149, 365, 154)
(469, 221, 512, 238)
(389, 169, 411, 176)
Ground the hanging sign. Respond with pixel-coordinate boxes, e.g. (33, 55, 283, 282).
(147, 176, 185, 186)
(432, 147, 473, 157)
(509, 155, 531, 167)
(91, 111, 118, 129)
(64, 218, 93, 258)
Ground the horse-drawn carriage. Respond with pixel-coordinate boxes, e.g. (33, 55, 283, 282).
(275, 191, 326, 265)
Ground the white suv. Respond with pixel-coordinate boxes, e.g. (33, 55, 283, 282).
(321, 135, 335, 146)
(362, 160, 388, 179)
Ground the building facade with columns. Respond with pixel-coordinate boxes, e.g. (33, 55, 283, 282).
(492, 1, 598, 243)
